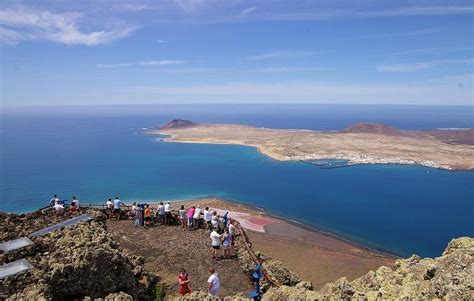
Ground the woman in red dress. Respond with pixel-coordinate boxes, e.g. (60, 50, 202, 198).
(178, 268, 191, 296)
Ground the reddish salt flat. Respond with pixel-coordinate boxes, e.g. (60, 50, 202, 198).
(211, 208, 282, 233)
(248, 216, 280, 226)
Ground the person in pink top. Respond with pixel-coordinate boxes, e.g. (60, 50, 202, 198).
(187, 206, 195, 229)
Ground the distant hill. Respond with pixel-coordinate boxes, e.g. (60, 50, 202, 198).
(160, 119, 197, 130)
(340, 123, 402, 135)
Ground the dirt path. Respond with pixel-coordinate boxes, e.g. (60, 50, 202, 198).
(106, 220, 253, 298)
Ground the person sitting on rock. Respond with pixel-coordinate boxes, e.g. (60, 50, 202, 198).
(71, 196, 80, 211)
(69, 201, 78, 214)
(53, 201, 64, 214)
(49, 194, 60, 207)
(178, 268, 191, 296)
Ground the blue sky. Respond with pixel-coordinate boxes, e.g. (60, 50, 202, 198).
(0, 0, 473, 106)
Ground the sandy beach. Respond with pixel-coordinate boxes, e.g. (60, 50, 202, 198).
(160, 197, 396, 289)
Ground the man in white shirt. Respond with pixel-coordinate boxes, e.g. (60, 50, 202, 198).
(49, 194, 60, 207)
(193, 205, 202, 229)
(210, 229, 222, 259)
(164, 201, 172, 225)
(207, 268, 220, 297)
(106, 198, 113, 219)
(113, 197, 124, 220)
(203, 207, 212, 232)
(157, 202, 165, 225)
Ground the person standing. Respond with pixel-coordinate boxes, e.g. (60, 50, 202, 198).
(178, 268, 191, 296)
(203, 207, 212, 232)
(179, 205, 187, 230)
(132, 202, 141, 227)
(187, 206, 195, 229)
(210, 229, 222, 259)
(164, 201, 172, 225)
(228, 222, 236, 245)
(207, 268, 220, 297)
(157, 202, 165, 225)
(113, 197, 124, 220)
(222, 229, 232, 259)
(106, 198, 113, 219)
(193, 205, 202, 229)
(144, 204, 151, 227)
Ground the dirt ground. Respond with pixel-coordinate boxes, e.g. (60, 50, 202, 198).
(106, 219, 253, 298)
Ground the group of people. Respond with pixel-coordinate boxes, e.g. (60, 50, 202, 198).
(48, 194, 80, 214)
(129, 201, 173, 227)
(178, 267, 220, 297)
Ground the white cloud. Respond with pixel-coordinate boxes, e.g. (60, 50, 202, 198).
(244, 50, 321, 60)
(96, 60, 186, 68)
(157, 39, 168, 43)
(112, 3, 156, 12)
(240, 7, 257, 15)
(0, 6, 139, 46)
(362, 5, 474, 17)
(377, 59, 474, 72)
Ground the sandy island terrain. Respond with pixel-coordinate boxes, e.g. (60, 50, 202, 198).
(147, 120, 474, 170)
(130, 197, 396, 290)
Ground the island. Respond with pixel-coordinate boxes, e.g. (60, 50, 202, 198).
(147, 120, 474, 170)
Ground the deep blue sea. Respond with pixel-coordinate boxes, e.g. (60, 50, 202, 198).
(1, 104, 473, 257)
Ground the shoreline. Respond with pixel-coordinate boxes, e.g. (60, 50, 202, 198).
(147, 123, 474, 171)
(187, 196, 401, 258)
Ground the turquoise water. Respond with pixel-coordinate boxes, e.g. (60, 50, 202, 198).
(1, 104, 473, 257)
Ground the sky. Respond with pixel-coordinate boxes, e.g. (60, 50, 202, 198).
(0, 0, 473, 106)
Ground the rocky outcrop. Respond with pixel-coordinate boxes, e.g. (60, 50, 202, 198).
(1, 210, 158, 300)
(160, 119, 197, 130)
(340, 123, 402, 136)
(262, 237, 474, 300)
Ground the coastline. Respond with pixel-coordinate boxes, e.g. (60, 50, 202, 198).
(161, 197, 397, 288)
(147, 123, 474, 170)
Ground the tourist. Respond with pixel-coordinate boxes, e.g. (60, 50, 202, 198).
(222, 212, 229, 229)
(210, 228, 222, 259)
(187, 206, 195, 229)
(49, 194, 60, 207)
(179, 205, 187, 230)
(207, 268, 220, 297)
(72, 196, 80, 210)
(53, 201, 64, 214)
(157, 202, 165, 225)
(106, 198, 113, 219)
(228, 222, 236, 245)
(211, 211, 219, 231)
(164, 201, 172, 225)
(204, 207, 212, 232)
(178, 268, 191, 296)
(69, 201, 78, 214)
(113, 197, 124, 220)
(144, 204, 151, 227)
(222, 228, 232, 259)
(132, 202, 141, 227)
(193, 205, 202, 229)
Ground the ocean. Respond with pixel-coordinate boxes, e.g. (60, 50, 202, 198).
(1, 104, 473, 257)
